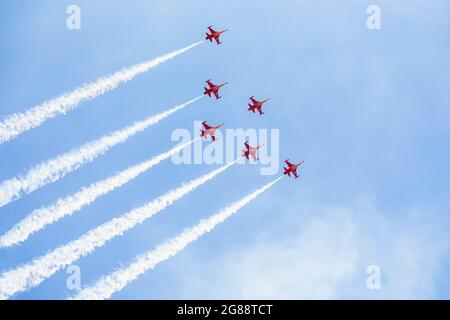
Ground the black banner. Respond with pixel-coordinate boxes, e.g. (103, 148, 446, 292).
(1, 300, 448, 318)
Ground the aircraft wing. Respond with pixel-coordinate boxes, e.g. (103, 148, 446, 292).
(208, 26, 216, 34)
(214, 37, 221, 45)
(250, 97, 258, 104)
(213, 91, 220, 99)
(202, 122, 212, 130)
(206, 80, 214, 88)
(293, 170, 299, 179)
(244, 142, 250, 150)
(285, 160, 294, 167)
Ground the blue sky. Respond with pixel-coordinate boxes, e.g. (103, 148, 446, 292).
(0, 0, 449, 299)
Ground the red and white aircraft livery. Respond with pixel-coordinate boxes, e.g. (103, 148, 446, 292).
(242, 141, 264, 161)
(248, 96, 270, 115)
(200, 121, 223, 142)
(204, 79, 228, 100)
(205, 26, 228, 45)
(283, 159, 304, 179)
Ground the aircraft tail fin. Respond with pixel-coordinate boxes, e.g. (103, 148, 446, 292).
(200, 129, 205, 137)
(204, 87, 211, 97)
(283, 168, 290, 176)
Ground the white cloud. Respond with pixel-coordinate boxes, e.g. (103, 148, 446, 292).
(169, 196, 450, 299)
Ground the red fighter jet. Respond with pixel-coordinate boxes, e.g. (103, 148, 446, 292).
(205, 26, 229, 45)
(283, 159, 305, 179)
(242, 141, 264, 161)
(200, 121, 223, 142)
(204, 79, 228, 100)
(248, 96, 270, 115)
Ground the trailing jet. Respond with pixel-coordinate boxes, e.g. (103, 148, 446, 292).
(200, 121, 223, 142)
(242, 141, 264, 161)
(204, 79, 228, 99)
(205, 26, 228, 45)
(283, 159, 304, 179)
(248, 96, 270, 115)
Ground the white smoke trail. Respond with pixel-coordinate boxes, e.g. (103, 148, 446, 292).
(0, 161, 237, 300)
(0, 96, 202, 208)
(71, 176, 283, 300)
(0, 41, 203, 145)
(0, 139, 199, 248)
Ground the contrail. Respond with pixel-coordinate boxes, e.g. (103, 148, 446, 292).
(0, 161, 236, 300)
(0, 41, 203, 145)
(0, 138, 199, 248)
(71, 176, 283, 300)
(0, 96, 202, 208)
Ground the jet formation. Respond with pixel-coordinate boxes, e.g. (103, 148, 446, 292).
(203, 26, 304, 179)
